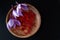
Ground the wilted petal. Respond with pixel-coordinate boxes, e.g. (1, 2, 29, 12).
(16, 4, 23, 16)
(12, 10, 20, 18)
(14, 19, 21, 26)
(16, 4, 21, 13)
(21, 4, 28, 10)
(7, 19, 21, 29)
(7, 19, 14, 29)
(21, 4, 27, 6)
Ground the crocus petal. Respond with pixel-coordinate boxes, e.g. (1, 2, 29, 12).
(21, 4, 28, 10)
(12, 10, 20, 18)
(7, 19, 21, 29)
(16, 4, 21, 13)
(7, 19, 14, 29)
(16, 4, 23, 16)
(14, 19, 21, 26)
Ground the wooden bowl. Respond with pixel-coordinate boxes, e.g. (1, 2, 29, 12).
(6, 3, 41, 38)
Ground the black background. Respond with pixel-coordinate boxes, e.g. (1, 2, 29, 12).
(0, 0, 60, 40)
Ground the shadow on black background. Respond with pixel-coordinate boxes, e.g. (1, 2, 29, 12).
(0, 0, 60, 40)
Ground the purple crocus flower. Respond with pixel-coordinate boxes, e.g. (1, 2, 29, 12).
(7, 19, 21, 29)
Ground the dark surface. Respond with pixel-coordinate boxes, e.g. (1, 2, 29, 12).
(0, 0, 59, 40)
